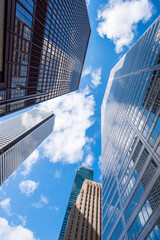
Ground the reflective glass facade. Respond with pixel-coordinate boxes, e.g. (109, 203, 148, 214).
(0, 0, 90, 116)
(101, 16, 160, 240)
(59, 166, 93, 240)
(0, 109, 54, 185)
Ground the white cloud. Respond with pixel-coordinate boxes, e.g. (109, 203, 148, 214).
(82, 65, 92, 77)
(17, 215, 27, 227)
(54, 206, 59, 212)
(32, 195, 48, 209)
(0, 198, 11, 215)
(0, 217, 38, 240)
(91, 67, 102, 87)
(38, 88, 95, 164)
(98, 156, 102, 170)
(82, 66, 102, 88)
(21, 150, 39, 176)
(97, 0, 153, 53)
(54, 170, 61, 179)
(83, 154, 94, 167)
(19, 180, 39, 196)
(41, 195, 48, 204)
(83, 85, 90, 95)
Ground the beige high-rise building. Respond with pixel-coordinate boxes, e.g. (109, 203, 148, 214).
(64, 179, 102, 240)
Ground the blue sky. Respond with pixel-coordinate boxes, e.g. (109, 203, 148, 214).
(0, 0, 159, 239)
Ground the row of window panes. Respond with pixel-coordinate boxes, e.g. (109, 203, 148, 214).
(110, 218, 123, 240)
(118, 135, 138, 181)
(145, 219, 160, 240)
(103, 203, 121, 240)
(120, 141, 142, 192)
(103, 181, 117, 217)
(124, 158, 157, 222)
(122, 149, 149, 205)
(128, 176, 160, 240)
(103, 191, 119, 230)
(128, 200, 153, 240)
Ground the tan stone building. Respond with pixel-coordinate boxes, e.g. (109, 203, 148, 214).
(64, 179, 102, 240)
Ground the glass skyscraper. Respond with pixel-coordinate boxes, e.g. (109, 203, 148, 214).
(101, 17, 160, 240)
(0, 0, 90, 116)
(59, 166, 93, 240)
(0, 108, 54, 185)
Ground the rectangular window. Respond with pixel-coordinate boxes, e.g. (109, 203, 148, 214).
(128, 177, 160, 240)
(149, 115, 160, 146)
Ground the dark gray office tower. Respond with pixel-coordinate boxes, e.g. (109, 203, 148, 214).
(0, 109, 54, 185)
(0, 0, 91, 116)
(59, 166, 93, 240)
(101, 17, 160, 240)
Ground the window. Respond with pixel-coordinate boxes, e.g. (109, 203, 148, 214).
(128, 177, 160, 240)
(128, 200, 152, 240)
(156, 143, 160, 158)
(120, 141, 142, 192)
(149, 115, 160, 146)
(103, 203, 121, 240)
(143, 112, 155, 138)
(145, 219, 160, 240)
(125, 159, 157, 222)
(110, 218, 123, 240)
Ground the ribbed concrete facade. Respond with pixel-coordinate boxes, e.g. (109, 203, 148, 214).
(64, 179, 102, 240)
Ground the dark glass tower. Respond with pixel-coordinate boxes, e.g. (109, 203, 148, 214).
(101, 17, 160, 240)
(0, 0, 91, 116)
(59, 166, 93, 240)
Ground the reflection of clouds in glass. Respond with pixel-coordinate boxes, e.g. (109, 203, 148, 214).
(21, 109, 45, 130)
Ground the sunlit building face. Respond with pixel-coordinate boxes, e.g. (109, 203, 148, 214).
(101, 16, 160, 240)
(0, 109, 54, 185)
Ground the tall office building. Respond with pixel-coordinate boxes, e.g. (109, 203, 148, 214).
(0, 108, 54, 185)
(101, 17, 160, 240)
(0, 0, 91, 116)
(59, 166, 93, 240)
(64, 179, 102, 240)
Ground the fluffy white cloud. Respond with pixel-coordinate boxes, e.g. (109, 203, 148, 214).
(38, 88, 95, 164)
(19, 180, 39, 196)
(21, 150, 39, 176)
(82, 66, 92, 77)
(83, 154, 94, 167)
(0, 198, 11, 215)
(32, 195, 49, 209)
(54, 170, 61, 179)
(97, 0, 153, 53)
(0, 218, 38, 240)
(91, 68, 102, 87)
(82, 66, 102, 88)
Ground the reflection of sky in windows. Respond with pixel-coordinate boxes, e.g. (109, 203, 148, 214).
(149, 115, 160, 147)
(128, 176, 160, 240)
(102, 17, 160, 240)
(16, 3, 33, 27)
(146, 222, 160, 240)
(11, 1, 34, 100)
(103, 203, 121, 240)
